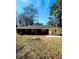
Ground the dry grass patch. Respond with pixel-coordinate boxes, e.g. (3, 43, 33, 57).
(16, 35, 62, 59)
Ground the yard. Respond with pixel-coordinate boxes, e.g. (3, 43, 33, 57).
(16, 34, 62, 59)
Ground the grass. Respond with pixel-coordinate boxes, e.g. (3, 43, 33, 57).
(48, 45, 61, 50)
(16, 34, 62, 59)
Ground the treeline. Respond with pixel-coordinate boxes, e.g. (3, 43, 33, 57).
(16, 0, 62, 27)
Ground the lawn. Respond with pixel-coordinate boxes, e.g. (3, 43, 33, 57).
(16, 34, 62, 59)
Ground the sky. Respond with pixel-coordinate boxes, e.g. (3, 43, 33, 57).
(16, 0, 56, 25)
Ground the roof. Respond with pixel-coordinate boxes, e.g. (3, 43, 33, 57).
(16, 25, 61, 29)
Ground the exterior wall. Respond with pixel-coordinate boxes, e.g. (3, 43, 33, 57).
(49, 27, 62, 35)
(49, 28, 52, 35)
(17, 27, 62, 35)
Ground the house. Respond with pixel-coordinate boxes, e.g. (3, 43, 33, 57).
(16, 25, 62, 36)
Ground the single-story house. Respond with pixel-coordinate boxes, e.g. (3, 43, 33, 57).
(16, 25, 62, 36)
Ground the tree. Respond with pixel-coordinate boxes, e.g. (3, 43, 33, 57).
(34, 22, 43, 25)
(18, 13, 25, 26)
(17, 4, 38, 26)
(48, 0, 62, 27)
(16, 11, 19, 27)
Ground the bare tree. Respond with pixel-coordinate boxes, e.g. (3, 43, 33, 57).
(17, 4, 38, 26)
